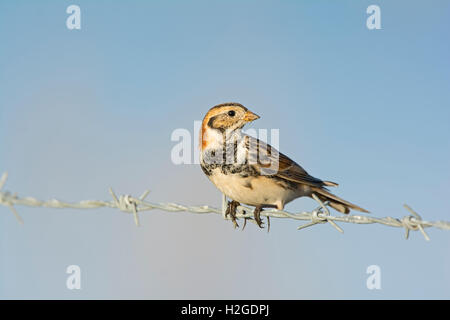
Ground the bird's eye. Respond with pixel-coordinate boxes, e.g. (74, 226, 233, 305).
(228, 110, 235, 117)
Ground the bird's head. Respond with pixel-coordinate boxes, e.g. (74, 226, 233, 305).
(200, 102, 259, 150)
(202, 102, 259, 132)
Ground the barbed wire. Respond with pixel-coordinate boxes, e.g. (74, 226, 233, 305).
(1, 172, 449, 240)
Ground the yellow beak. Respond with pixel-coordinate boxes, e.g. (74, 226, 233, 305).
(243, 110, 260, 122)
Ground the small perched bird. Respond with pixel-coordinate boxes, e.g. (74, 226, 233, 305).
(199, 102, 369, 228)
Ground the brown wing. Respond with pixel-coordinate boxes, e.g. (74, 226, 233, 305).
(245, 135, 331, 188)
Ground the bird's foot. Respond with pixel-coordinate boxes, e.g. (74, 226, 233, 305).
(253, 206, 265, 229)
(225, 200, 240, 229)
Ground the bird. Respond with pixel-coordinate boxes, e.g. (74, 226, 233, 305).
(199, 102, 369, 229)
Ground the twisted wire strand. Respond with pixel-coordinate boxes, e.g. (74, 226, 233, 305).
(1, 172, 449, 240)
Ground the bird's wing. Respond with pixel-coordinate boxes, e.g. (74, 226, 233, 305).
(245, 135, 333, 188)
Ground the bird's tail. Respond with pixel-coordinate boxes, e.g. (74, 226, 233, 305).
(311, 187, 369, 214)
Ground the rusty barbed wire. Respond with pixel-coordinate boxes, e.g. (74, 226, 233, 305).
(1, 172, 449, 240)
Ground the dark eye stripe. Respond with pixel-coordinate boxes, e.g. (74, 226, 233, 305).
(207, 115, 224, 132)
(207, 115, 217, 128)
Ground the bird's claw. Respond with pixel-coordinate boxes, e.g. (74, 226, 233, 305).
(226, 203, 269, 231)
(253, 206, 265, 229)
(225, 200, 240, 229)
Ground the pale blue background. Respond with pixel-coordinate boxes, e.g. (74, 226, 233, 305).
(1, 0, 449, 299)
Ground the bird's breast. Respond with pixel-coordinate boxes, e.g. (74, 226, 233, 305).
(206, 167, 303, 209)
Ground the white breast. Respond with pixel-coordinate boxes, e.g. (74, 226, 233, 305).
(208, 168, 303, 210)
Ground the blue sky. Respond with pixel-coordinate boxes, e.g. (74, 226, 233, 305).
(1, 0, 450, 299)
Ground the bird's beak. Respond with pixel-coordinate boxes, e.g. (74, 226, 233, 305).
(243, 110, 260, 122)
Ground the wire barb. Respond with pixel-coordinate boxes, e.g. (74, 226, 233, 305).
(0, 172, 447, 240)
(0, 172, 23, 224)
(402, 204, 430, 241)
(109, 188, 141, 227)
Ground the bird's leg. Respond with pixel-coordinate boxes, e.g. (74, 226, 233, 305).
(253, 205, 277, 230)
(253, 205, 264, 228)
(225, 200, 240, 229)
